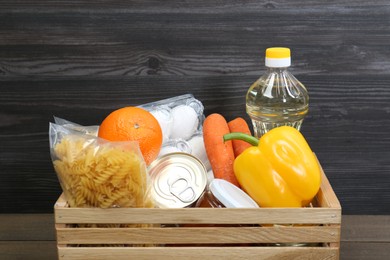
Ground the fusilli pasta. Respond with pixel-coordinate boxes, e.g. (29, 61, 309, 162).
(52, 135, 153, 209)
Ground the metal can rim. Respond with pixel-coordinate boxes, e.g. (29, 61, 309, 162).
(148, 152, 208, 208)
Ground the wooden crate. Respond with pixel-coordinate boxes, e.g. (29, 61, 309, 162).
(55, 164, 341, 260)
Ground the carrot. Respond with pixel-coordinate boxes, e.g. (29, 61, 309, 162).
(227, 117, 253, 157)
(203, 113, 239, 187)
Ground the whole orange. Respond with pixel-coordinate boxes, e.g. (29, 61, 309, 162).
(98, 106, 163, 165)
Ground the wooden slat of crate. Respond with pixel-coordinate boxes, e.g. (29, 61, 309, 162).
(57, 246, 339, 260)
(57, 226, 340, 245)
(55, 207, 341, 225)
(314, 161, 342, 251)
(315, 157, 341, 209)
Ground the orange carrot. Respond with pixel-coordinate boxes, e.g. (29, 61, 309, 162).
(228, 117, 253, 157)
(203, 113, 239, 187)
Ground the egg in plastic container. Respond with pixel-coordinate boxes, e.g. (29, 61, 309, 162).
(139, 94, 205, 142)
(139, 94, 211, 171)
(149, 105, 173, 143)
(158, 139, 192, 157)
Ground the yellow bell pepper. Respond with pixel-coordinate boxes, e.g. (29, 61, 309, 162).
(223, 126, 321, 207)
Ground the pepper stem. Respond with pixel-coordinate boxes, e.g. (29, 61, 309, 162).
(223, 132, 259, 146)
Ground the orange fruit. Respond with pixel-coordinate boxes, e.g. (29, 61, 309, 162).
(98, 107, 163, 165)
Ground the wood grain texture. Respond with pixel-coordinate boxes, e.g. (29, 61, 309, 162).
(0, 241, 58, 260)
(0, 214, 388, 259)
(0, 2, 389, 77)
(56, 226, 340, 244)
(0, 1, 390, 214)
(341, 215, 390, 242)
(55, 207, 341, 225)
(1, 76, 389, 214)
(57, 247, 339, 260)
(0, 214, 55, 241)
(53, 176, 341, 257)
(340, 242, 390, 260)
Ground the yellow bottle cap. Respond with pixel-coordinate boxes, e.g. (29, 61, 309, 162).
(266, 47, 291, 59)
(265, 47, 291, 67)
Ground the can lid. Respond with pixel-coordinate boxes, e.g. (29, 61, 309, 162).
(265, 47, 291, 68)
(209, 179, 259, 208)
(148, 152, 207, 208)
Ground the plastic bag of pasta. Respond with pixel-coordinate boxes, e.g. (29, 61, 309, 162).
(49, 122, 154, 209)
(53, 116, 99, 137)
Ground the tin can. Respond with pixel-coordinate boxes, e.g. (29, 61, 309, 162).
(148, 152, 207, 208)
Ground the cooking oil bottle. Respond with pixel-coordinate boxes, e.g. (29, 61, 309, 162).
(246, 47, 309, 137)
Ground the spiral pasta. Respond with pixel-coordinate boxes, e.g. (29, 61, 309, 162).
(52, 135, 153, 209)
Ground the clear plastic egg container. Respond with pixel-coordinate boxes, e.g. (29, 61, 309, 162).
(139, 94, 211, 171)
(139, 94, 204, 143)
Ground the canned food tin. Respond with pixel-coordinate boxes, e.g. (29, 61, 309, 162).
(148, 152, 207, 208)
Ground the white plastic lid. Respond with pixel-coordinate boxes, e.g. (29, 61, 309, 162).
(209, 179, 259, 208)
(265, 47, 291, 68)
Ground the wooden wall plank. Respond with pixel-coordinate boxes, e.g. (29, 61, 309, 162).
(1, 75, 390, 214)
(0, 1, 389, 214)
(0, 4, 389, 76)
(0, 0, 389, 13)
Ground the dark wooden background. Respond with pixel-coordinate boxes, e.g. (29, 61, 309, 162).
(1, 1, 389, 215)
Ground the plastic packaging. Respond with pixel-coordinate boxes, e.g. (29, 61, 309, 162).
(158, 139, 192, 157)
(140, 94, 211, 171)
(149, 106, 173, 143)
(139, 94, 204, 141)
(54, 116, 99, 136)
(52, 94, 211, 179)
(49, 121, 154, 209)
(246, 47, 309, 137)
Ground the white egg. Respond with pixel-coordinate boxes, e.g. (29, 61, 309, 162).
(170, 105, 199, 140)
(187, 135, 211, 172)
(150, 106, 173, 143)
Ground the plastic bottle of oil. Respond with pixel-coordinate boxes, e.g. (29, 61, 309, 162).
(246, 47, 309, 137)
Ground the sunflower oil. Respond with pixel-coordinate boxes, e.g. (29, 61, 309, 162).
(246, 47, 309, 138)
